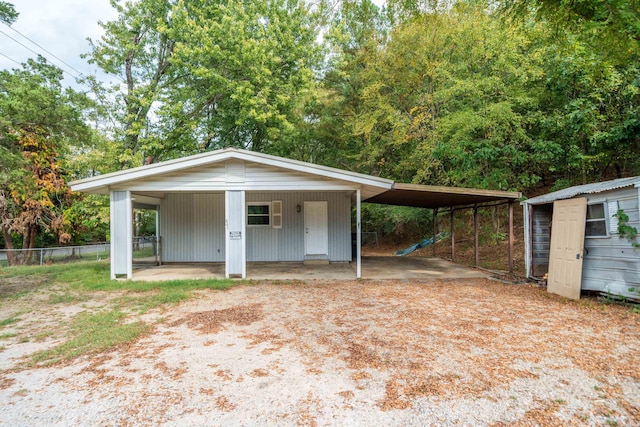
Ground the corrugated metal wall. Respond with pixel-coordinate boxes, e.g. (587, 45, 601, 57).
(160, 191, 351, 263)
(581, 187, 640, 298)
(246, 192, 351, 262)
(531, 204, 552, 277)
(160, 193, 225, 262)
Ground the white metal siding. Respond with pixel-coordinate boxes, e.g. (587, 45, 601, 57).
(226, 190, 245, 276)
(193, 194, 225, 261)
(112, 161, 359, 192)
(246, 192, 351, 262)
(160, 193, 225, 262)
(581, 187, 640, 299)
(110, 191, 132, 278)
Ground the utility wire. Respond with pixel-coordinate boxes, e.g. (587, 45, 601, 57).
(1, 22, 84, 76)
(0, 51, 21, 66)
(0, 29, 79, 78)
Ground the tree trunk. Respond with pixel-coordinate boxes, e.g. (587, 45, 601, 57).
(0, 191, 17, 266)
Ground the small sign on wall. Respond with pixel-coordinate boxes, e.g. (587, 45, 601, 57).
(229, 231, 242, 240)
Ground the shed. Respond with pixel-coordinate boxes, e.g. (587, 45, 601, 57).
(70, 148, 520, 280)
(522, 177, 640, 300)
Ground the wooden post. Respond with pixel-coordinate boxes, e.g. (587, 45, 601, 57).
(356, 189, 362, 279)
(474, 205, 479, 267)
(450, 208, 455, 262)
(433, 208, 438, 257)
(508, 201, 514, 276)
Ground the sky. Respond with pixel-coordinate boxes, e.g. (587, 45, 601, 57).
(0, 0, 117, 89)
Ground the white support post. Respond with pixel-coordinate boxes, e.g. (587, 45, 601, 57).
(126, 193, 133, 279)
(357, 189, 362, 279)
(109, 190, 133, 280)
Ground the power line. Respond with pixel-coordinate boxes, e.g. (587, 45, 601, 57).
(0, 51, 21, 66)
(1, 22, 84, 76)
(0, 29, 79, 79)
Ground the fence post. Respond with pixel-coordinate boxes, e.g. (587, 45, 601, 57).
(40, 249, 43, 266)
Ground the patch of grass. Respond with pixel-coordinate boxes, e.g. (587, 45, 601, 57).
(2, 260, 237, 296)
(29, 309, 150, 366)
(0, 332, 17, 339)
(0, 315, 21, 327)
(48, 292, 85, 304)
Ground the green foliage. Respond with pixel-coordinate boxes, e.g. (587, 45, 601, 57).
(0, 1, 17, 24)
(360, 204, 432, 239)
(613, 209, 640, 248)
(0, 57, 95, 257)
(86, 0, 322, 163)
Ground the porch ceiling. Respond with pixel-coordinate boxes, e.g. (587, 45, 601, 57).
(365, 183, 521, 209)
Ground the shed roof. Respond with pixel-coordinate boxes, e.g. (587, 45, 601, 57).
(523, 176, 640, 206)
(365, 183, 521, 208)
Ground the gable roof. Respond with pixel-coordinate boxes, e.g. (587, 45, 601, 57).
(70, 147, 394, 195)
(523, 176, 640, 206)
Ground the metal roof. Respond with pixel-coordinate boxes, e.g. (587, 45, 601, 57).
(364, 183, 521, 209)
(522, 176, 640, 206)
(70, 147, 393, 195)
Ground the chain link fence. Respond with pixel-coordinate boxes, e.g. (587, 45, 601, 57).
(0, 237, 160, 267)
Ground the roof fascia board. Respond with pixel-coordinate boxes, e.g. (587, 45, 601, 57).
(113, 183, 365, 192)
(393, 183, 521, 199)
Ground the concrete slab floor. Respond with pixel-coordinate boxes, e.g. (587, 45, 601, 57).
(131, 256, 488, 282)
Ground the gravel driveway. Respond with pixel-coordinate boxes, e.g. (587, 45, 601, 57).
(1, 279, 639, 426)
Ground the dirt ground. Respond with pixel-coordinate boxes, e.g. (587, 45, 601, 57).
(1, 278, 639, 426)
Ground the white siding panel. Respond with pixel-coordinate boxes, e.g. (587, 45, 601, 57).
(582, 187, 640, 297)
(161, 193, 225, 262)
(160, 194, 194, 262)
(110, 191, 132, 278)
(246, 192, 351, 262)
(193, 194, 225, 261)
(112, 162, 360, 192)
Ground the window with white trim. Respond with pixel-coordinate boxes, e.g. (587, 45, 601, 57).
(585, 203, 607, 237)
(247, 202, 271, 226)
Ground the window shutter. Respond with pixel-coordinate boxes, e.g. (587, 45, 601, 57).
(272, 200, 282, 229)
(608, 200, 619, 234)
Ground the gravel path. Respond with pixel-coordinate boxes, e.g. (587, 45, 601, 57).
(1, 279, 639, 426)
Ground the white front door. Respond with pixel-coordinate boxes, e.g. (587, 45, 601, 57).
(547, 197, 587, 300)
(304, 201, 328, 256)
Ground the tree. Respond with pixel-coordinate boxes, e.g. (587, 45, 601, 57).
(161, 0, 322, 155)
(87, 0, 322, 164)
(0, 1, 17, 24)
(330, 3, 544, 189)
(86, 0, 177, 167)
(0, 58, 91, 264)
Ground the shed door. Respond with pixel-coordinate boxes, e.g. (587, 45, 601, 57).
(547, 198, 587, 300)
(304, 201, 328, 256)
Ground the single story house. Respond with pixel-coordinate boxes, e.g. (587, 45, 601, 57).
(70, 148, 520, 280)
(522, 176, 640, 300)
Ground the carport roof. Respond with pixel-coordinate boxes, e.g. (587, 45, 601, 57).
(364, 183, 521, 209)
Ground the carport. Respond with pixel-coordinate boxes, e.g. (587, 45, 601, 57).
(366, 183, 521, 275)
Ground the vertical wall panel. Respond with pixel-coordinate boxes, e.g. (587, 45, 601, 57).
(160, 193, 225, 262)
(246, 191, 351, 262)
(110, 191, 132, 278)
(160, 191, 352, 263)
(226, 190, 245, 276)
(160, 193, 194, 262)
(193, 194, 225, 261)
